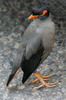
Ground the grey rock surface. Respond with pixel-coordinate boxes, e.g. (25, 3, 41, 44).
(0, 0, 66, 100)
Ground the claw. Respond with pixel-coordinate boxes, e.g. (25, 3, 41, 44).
(31, 72, 59, 90)
(30, 73, 56, 84)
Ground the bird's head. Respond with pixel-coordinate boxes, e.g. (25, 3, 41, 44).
(28, 6, 50, 20)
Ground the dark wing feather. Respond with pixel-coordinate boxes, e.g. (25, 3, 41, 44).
(21, 45, 44, 83)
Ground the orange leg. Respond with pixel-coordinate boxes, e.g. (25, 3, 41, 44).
(31, 73, 56, 83)
(32, 72, 59, 90)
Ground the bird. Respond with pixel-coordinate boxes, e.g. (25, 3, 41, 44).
(6, 6, 58, 90)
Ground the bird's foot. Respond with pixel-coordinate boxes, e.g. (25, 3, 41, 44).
(31, 73, 56, 83)
(31, 72, 59, 90)
(32, 81, 58, 91)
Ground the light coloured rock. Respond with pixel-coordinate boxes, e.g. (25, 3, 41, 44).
(61, 88, 66, 93)
(13, 42, 19, 49)
(17, 85, 25, 90)
(0, 32, 4, 35)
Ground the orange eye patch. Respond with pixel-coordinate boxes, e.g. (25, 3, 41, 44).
(28, 10, 48, 20)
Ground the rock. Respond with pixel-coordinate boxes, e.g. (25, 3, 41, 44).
(17, 85, 25, 90)
(12, 25, 25, 35)
(13, 42, 19, 49)
(0, 32, 4, 36)
(0, 41, 4, 51)
(61, 88, 66, 93)
(3, 38, 9, 45)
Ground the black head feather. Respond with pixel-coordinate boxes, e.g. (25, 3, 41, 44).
(32, 6, 50, 20)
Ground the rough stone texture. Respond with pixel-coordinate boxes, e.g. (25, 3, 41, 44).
(0, 0, 66, 100)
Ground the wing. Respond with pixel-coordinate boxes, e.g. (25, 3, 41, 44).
(21, 43, 52, 84)
(21, 44, 44, 83)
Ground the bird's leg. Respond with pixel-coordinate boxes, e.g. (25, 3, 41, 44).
(31, 73, 56, 83)
(32, 72, 58, 90)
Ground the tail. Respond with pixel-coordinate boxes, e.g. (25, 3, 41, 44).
(22, 72, 32, 83)
(6, 74, 16, 86)
(6, 68, 19, 87)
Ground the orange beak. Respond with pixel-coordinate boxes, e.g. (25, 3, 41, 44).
(28, 14, 39, 20)
(28, 10, 48, 20)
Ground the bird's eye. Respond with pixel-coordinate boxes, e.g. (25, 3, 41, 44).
(39, 12, 43, 15)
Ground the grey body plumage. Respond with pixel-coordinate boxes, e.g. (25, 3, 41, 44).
(6, 6, 55, 87)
